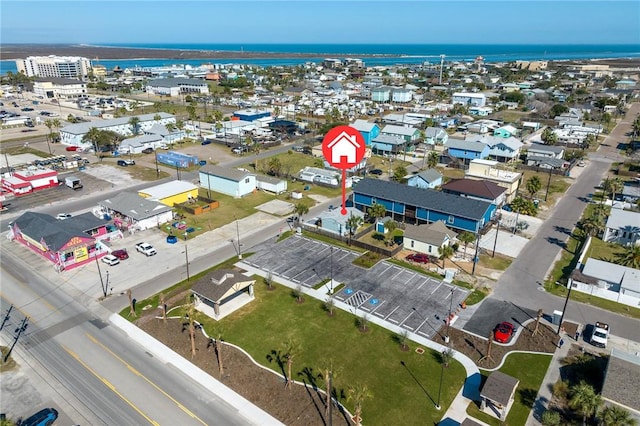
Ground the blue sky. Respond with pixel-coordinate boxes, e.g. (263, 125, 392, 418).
(1, 1, 639, 45)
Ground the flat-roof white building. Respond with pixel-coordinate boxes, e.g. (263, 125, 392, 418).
(16, 56, 92, 80)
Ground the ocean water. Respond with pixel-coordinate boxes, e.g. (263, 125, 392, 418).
(2, 43, 639, 74)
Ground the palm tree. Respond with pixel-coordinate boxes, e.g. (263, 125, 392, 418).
(44, 119, 54, 154)
(345, 214, 364, 243)
(615, 245, 640, 269)
(427, 151, 439, 169)
(569, 381, 601, 426)
(604, 177, 624, 201)
(367, 203, 387, 224)
(598, 405, 636, 426)
(319, 360, 340, 420)
(183, 295, 197, 358)
(527, 175, 542, 198)
(346, 383, 373, 426)
(293, 202, 309, 223)
(282, 336, 301, 389)
(211, 328, 224, 374)
(52, 118, 61, 142)
(83, 127, 102, 153)
(438, 244, 455, 269)
(457, 231, 475, 260)
(128, 116, 140, 135)
(383, 220, 398, 245)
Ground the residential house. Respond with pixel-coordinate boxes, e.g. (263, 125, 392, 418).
(144, 123, 185, 145)
(603, 209, 640, 246)
(465, 159, 522, 203)
(370, 134, 406, 155)
(199, 165, 257, 198)
(403, 220, 458, 258)
(351, 119, 380, 145)
(98, 192, 174, 232)
(526, 145, 566, 168)
(138, 180, 200, 206)
(466, 135, 523, 163)
(380, 124, 420, 143)
(8, 211, 113, 271)
(469, 106, 494, 116)
(303, 207, 365, 237)
(352, 178, 496, 233)
(119, 134, 164, 154)
(256, 175, 287, 194)
(192, 269, 256, 320)
(441, 178, 507, 206)
(494, 125, 518, 138)
(407, 169, 443, 189)
(391, 88, 413, 103)
(452, 92, 487, 107)
(371, 86, 391, 102)
(283, 87, 312, 97)
(299, 166, 341, 187)
(445, 138, 490, 164)
(600, 349, 640, 421)
(424, 127, 448, 146)
(571, 258, 640, 307)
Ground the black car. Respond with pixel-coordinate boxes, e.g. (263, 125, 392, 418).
(369, 169, 383, 175)
(142, 147, 154, 154)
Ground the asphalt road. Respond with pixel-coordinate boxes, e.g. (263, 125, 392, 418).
(483, 103, 640, 341)
(0, 242, 258, 425)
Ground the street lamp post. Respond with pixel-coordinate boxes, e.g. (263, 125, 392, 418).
(184, 245, 190, 281)
(236, 218, 242, 260)
(544, 165, 554, 202)
(329, 246, 334, 294)
(492, 220, 500, 258)
(445, 287, 455, 345)
(435, 350, 445, 410)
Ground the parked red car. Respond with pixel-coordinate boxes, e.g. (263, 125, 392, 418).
(406, 253, 430, 264)
(65, 146, 79, 151)
(111, 249, 129, 260)
(494, 322, 515, 343)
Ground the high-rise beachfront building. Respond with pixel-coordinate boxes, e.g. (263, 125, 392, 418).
(16, 55, 92, 80)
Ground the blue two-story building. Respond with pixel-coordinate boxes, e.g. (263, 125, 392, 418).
(352, 178, 495, 233)
(351, 119, 381, 146)
(445, 138, 490, 164)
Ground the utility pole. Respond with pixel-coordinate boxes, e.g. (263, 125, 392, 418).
(236, 218, 242, 260)
(545, 165, 553, 202)
(95, 253, 105, 297)
(445, 287, 455, 344)
(492, 220, 500, 257)
(471, 232, 481, 275)
(185, 245, 190, 281)
(0, 305, 14, 331)
(155, 153, 160, 178)
(439, 54, 446, 85)
(4, 317, 28, 363)
(557, 278, 573, 335)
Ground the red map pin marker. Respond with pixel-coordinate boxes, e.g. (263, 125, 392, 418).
(322, 125, 366, 215)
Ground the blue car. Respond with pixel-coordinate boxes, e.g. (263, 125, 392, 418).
(20, 408, 58, 426)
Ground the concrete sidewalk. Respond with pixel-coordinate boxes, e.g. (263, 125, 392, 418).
(525, 330, 572, 426)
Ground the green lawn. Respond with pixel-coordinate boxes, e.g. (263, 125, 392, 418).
(467, 353, 552, 426)
(124, 257, 467, 425)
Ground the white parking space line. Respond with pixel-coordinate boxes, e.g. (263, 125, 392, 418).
(399, 311, 415, 328)
(371, 301, 387, 317)
(431, 281, 443, 294)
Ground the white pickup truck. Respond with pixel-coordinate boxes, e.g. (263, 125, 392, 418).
(590, 321, 609, 348)
(135, 242, 157, 257)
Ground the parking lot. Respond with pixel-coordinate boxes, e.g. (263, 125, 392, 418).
(244, 235, 469, 339)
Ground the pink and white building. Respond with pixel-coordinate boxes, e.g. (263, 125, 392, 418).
(1, 168, 59, 195)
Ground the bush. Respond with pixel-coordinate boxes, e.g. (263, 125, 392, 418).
(552, 379, 569, 401)
(541, 409, 561, 426)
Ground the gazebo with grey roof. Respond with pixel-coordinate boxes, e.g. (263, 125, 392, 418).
(191, 269, 255, 320)
(480, 371, 519, 420)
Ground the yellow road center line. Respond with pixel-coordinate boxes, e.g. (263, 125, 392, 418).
(63, 345, 159, 426)
(86, 333, 205, 423)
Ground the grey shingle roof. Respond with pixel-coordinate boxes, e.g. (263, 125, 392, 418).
(416, 168, 442, 184)
(445, 138, 487, 152)
(481, 371, 519, 406)
(99, 192, 173, 220)
(191, 269, 253, 302)
(200, 165, 255, 182)
(354, 178, 492, 220)
(381, 124, 418, 137)
(12, 211, 107, 252)
(601, 349, 640, 412)
(404, 221, 457, 245)
(372, 134, 405, 145)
